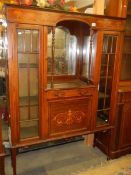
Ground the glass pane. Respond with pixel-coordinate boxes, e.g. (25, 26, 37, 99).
(18, 53, 28, 64)
(20, 120, 39, 139)
(25, 30, 31, 52)
(32, 30, 39, 52)
(98, 98, 104, 110)
(19, 96, 28, 106)
(17, 28, 39, 139)
(29, 53, 39, 64)
(19, 107, 28, 121)
(30, 96, 38, 105)
(19, 68, 28, 98)
(112, 37, 117, 53)
(30, 68, 38, 97)
(103, 36, 108, 53)
(30, 106, 38, 119)
(17, 30, 24, 52)
(107, 36, 112, 53)
(97, 34, 117, 126)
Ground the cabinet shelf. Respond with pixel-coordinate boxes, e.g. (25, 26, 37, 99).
(101, 64, 112, 67)
(102, 52, 115, 55)
(100, 76, 112, 79)
(96, 116, 109, 125)
(19, 96, 38, 106)
(19, 63, 38, 68)
(99, 92, 110, 98)
(19, 118, 38, 123)
(48, 47, 65, 50)
(47, 80, 90, 89)
(97, 108, 110, 112)
(18, 51, 39, 54)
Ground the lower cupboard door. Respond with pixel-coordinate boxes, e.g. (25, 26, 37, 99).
(48, 98, 92, 137)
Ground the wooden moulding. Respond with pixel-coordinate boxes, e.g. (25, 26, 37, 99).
(4, 4, 126, 31)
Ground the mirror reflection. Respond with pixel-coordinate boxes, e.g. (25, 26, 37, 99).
(48, 26, 77, 76)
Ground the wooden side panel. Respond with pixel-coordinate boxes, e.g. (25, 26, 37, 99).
(119, 100, 131, 148)
(7, 23, 19, 145)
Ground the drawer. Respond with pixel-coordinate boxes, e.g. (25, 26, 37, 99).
(46, 88, 93, 99)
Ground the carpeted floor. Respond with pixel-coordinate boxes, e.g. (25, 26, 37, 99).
(78, 154, 131, 175)
(5, 140, 131, 175)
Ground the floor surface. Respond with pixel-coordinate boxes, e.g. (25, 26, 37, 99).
(5, 140, 107, 175)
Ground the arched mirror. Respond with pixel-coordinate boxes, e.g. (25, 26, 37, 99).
(47, 20, 94, 89)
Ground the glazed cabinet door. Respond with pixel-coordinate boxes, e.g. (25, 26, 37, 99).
(96, 31, 123, 128)
(8, 23, 44, 144)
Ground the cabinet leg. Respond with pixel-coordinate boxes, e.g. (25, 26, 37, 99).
(107, 130, 111, 160)
(84, 134, 94, 146)
(0, 156, 5, 175)
(10, 148, 17, 175)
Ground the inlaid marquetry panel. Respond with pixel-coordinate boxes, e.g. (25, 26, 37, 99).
(48, 98, 92, 136)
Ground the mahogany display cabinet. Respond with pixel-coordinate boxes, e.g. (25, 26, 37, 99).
(2, 3, 126, 175)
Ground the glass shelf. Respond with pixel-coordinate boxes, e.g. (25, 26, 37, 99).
(19, 96, 38, 106)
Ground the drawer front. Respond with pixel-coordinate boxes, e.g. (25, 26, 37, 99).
(46, 88, 93, 99)
(48, 97, 92, 137)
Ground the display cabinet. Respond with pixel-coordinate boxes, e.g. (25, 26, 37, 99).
(2, 3, 125, 175)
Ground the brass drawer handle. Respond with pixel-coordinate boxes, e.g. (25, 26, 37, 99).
(79, 91, 91, 96)
(54, 92, 65, 97)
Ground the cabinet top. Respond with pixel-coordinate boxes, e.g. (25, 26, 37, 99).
(4, 4, 126, 31)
